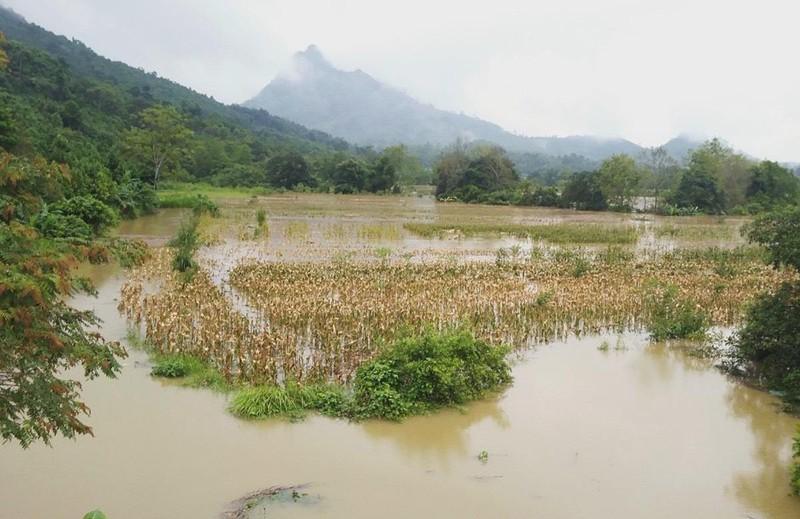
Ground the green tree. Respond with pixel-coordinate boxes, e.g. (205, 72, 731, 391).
(560, 171, 607, 211)
(746, 161, 800, 210)
(381, 145, 428, 185)
(123, 105, 193, 189)
(266, 152, 313, 189)
(367, 155, 398, 192)
(669, 169, 725, 214)
(596, 154, 641, 210)
(331, 158, 369, 193)
(434, 141, 471, 197)
(688, 139, 753, 210)
(0, 153, 126, 447)
(639, 146, 679, 211)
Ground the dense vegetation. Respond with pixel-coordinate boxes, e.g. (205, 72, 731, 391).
(723, 208, 800, 493)
(225, 330, 512, 421)
(433, 139, 800, 215)
(731, 208, 800, 402)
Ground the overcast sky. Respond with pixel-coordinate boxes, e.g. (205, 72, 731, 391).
(5, 0, 800, 160)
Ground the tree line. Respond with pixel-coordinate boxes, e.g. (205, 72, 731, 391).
(434, 139, 799, 215)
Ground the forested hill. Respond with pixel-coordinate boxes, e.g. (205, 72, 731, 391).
(0, 6, 349, 151)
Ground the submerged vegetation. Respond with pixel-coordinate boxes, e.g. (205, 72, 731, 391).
(119, 242, 788, 389)
(403, 222, 639, 244)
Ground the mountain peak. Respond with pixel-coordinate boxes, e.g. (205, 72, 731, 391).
(294, 44, 331, 68)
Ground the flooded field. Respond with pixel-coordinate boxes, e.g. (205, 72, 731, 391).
(1, 194, 797, 518)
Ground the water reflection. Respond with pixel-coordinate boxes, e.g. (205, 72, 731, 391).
(361, 397, 510, 465)
(727, 382, 797, 518)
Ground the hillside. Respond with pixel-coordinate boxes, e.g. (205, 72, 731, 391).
(245, 46, 649, 161)
(0, 7, 350, 152)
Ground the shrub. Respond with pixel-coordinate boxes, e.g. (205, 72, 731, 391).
(33, 210, 93, 240)
(645, 283, 709, 341)
(731, 282, 800, 394)
(51, 195, 118, 234)
(169, 217, 200, 280)
(351, 330, 511, 420)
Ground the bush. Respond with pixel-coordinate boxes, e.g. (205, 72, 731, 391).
(33, 210, 93, 240)
(51, 195, 118, 234)
(645, 284, 709, 341)
(351, 330, 511, 419)
(732, 282, 800, 395)
(169, 217, 201, 280)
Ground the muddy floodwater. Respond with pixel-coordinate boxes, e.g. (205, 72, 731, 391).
(1, 194, 797, 518)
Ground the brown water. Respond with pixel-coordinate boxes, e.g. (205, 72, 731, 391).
(0, 195, 796, 519)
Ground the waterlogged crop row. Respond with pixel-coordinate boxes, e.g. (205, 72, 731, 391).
(118, 247, 792, 385)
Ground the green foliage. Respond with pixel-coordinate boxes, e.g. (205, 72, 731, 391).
(745, 206, 800, 270)
(351, 330, 511, 420)
(266, 152, 313, 189)
(596, 154, 642, 210)
(645, 283, 709, 341)
(123, 105, 193, 189)
(669, 168, 725, 214)
(227, 331, 510, 422)
(229, 383, 348, 420)
(745, 161, 800, 210)
(108, 238, 150, 268)
(169, 217, 201, 280)
(732, 282, 800, 397)
(0, 224, 124, 447)
(82, 511, 108, 519)
(435, 144, 519, 200)
(158, 193, 219, 216)
(148, 351, 227, 390)
(560, 171, 608, 211)
(331, 158, 369, 193)
(367, 155, 398, 192)
(50, 195, 118, 234)
(33, 209, 93, 240)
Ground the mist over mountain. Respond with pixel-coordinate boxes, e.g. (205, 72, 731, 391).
(245, 46, 698, 162)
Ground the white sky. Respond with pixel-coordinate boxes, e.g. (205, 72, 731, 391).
(5, 0, 800, 161)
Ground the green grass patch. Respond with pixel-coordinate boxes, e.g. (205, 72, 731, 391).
(158, 181, 272, 200)
(403, 222, 639, 244)
(158, 193, 219, 216)
(149, 352, 230, 391)
(229, 383, 349, 420)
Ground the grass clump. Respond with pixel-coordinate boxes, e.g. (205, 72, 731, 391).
(645, 283, 710, 341)
(150, 353, 228, 390)
(229, 383, 348, 420)
(159, 193, 220, 216)
(403, 222, 638, 244)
